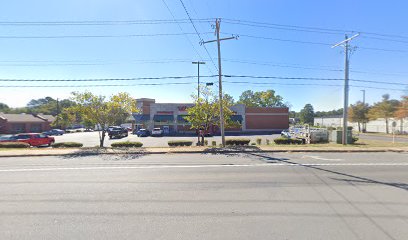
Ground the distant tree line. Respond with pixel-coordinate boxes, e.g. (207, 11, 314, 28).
(292, 93, 407, 134)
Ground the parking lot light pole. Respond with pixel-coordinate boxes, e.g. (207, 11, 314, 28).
(192, 61, 205, 100)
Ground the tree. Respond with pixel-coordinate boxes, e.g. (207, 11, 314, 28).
(185, 87, 238, 145)
(223, 93, 235, 106)
(348, 101, 369, 132)
(368, 94, 399, 134)
(0, 103, 10, 113)
(51, 110, 76, 129)
(25, 97, 75, 116)
(394, 95, 408, 133)
(299, 104, 314, 125)
(237, 90, 286, 107)
(68, 92, 138, 147)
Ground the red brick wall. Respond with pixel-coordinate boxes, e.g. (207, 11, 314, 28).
(245, 107, 289, 130)
(0, 121, 51, 134)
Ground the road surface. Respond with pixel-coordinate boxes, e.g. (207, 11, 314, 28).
(53, 131, 281, 147)
(0, 152, 407, 239)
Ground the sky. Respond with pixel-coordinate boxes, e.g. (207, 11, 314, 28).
(0, 0, 407, 111)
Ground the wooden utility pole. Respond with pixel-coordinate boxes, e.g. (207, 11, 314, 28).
(202, 18, 237, 147)
(332, 33, 359, 145)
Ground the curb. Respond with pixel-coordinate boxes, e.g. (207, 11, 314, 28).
(0, 148, 406, 158)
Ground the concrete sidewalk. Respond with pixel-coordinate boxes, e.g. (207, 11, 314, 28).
(0, 145, 407, 157)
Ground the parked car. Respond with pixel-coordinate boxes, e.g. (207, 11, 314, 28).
(281, 129, 291, 138)
(134, 128, 150, 137)
(0, 135, 14, 142)
(151, 128, 163, 137)
(11, 133, 55, 147)
(43, 129, 65, 136)
(108, 126, 128, 139)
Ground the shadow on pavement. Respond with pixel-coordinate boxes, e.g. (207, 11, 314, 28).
(247, 152, 408, 191)
(61, 148, 146, 161)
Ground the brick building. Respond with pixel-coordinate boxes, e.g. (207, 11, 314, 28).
(132, 98, 289, 134)
(0, 113, 55, 134)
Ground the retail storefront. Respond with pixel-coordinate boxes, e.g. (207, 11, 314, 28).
(133, 98, 289, 134)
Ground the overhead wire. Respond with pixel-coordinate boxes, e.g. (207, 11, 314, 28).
(178, 0, 219, 71)
(161, 0, 216, 75)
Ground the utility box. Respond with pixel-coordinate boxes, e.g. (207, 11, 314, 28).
(330, 130, 352, 144)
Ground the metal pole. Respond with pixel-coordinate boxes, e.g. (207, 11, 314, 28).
(342, 35, 349, 145)
(198, 63, 200, 99)
(216, 18, 225, 147)
(192, 61, 205, 99)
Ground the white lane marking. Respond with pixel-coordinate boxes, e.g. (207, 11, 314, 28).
(301, 155, 342, 161)
(0, 163, 408, 172)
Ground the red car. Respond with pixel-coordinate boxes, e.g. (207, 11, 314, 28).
(11, 133, 55, 147)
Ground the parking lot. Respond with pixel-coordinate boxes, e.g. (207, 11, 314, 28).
(53, 131, 281, 147)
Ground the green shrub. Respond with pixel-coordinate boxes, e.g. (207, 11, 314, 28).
(204, 140, 208, 146)
(212, 140, 216, 146)
(168, 140, 193, 147)
(225, 138, 251, 146)
(266, 139, 270, 145)
(251, 142, 256, 146)
(111, 141, 143, 148)
(52, 142, 83, 148)
(274, 138, 303, 145)
(256, 138, 262, 145)
(0, 142, 30, 148)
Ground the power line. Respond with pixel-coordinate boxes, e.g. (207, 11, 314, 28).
(0, 74, 404, 87)
(0, 75, 217, 82)
(0, 19, 213, 26)
(225, 33, 408, 53)
(0, 82, 201, 88)
(222, 74, 408, 86)
(161, 0, 216, 75)
(222, 18, 408, 41)
(222, 81, 403, 91)
(0, 32, 213, 39)
(178, 0, 219, 71)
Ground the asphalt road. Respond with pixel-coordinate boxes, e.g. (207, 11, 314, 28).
(53, 131, 281, 147)
(0, 152, 407, 240)
(357, 133, 408, 143)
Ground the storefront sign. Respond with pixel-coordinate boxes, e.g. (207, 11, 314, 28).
(157, 111, 173, 115)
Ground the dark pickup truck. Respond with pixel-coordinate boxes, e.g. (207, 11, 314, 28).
(108, 126, 128, 139)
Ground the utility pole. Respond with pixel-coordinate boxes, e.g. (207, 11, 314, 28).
(361, 89, 366, 132)
(332, 33, 359, 145)
(192, 61, 205, 99)
(202, 18, 237, 147)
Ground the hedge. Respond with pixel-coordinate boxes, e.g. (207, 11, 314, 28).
(274, 138, 303, 145)
(0, 142, 30, 148)
(52, 142, 84, 148)
(111, 141, 143, 148)
(168, 140, 193, 147)
(225, 138, 251, 146)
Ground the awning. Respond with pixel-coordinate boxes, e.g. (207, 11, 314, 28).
(133, 114, 150, 121)
(177, 115, 189, 123)
(153, 115, 174, 122)
(230, 115, 243, 123)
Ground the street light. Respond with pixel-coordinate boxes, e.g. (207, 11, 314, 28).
(192, 61, 206, 99)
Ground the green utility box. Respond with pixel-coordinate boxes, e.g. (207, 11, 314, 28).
(330, 130, 352, 144)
